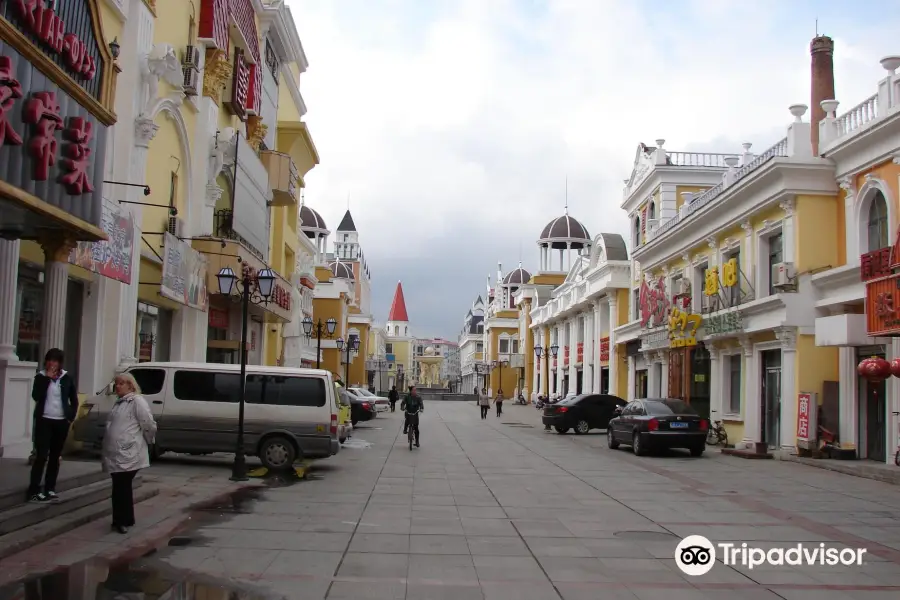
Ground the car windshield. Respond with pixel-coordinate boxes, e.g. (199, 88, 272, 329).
(644, 399, 697, 415)
(352, 388, 374, 397)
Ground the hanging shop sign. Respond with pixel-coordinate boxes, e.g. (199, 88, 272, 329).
(68, 199, 134, 282)
(860, 247, 892, 282)
(563, 346, 569, 366)
(271, 283, 292, 312)
(208, 307, 228, 328)
(161, 232, 209, 311)
(576, 342, 583, 364)
(865, 273, 900, 336)
(599, 337, 610, 362)
(704, 310, 743, 336)
(795, 392, 818, 449)
(639, 328, 669, 352)
(639, 276, 669, 328)
(668, 307, 702, 348)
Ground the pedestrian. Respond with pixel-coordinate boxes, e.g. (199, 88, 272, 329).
(27, 348, 79, 503)
(494, 390, 504, 417)
(388, 385, 399, 412)
(478, 387, 490, 419)
(103, 372, 157, 534)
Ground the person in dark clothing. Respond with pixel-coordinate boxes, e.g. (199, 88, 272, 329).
(388, 386, 399, 412)
(27, 348, 79, 503)
(401, 386, 424, 446)
(478, 387, 490, 419)
(494, 390, 504, 417)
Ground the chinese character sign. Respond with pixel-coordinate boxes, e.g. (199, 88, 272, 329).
(704, 267, 719, 297)
(639, 277, 670, 328)
(796, 392, 814, 443)
(68, 200, 134, 283)
(860, 248, 892, 282)
(161, 233, 209, 311)
(667, 307, 701, 348)
(599, 337, 610, 362)
(722, 258, 739, 287)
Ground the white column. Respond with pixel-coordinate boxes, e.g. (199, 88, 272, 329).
(608, 296, 617, 396)
(582, 311, 592, 393)
(708, 343, 722, 417)
(780, 200, 796, 263)
(567, 319, 577, 394)
(838, 346, 859, 453)
(40, 240, 75, 357)
(777, 327, 798, 453)
(540, 331, 549, 395)
(555, 325, 564, 394)
(740, 336, 761, 448)
(888, 339, 900, 465)
(626, 356, 636, 401)
(0, 240, 20, 361)
(592, 302, 602, 392)
(532, 330, 540, 395)
(644, 352, 657, 397)
(658, 351, 669, 397)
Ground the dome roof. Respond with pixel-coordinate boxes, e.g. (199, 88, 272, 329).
(539, 214, 590, 249)
(329, 261, 354, 280)
(503, 266, 531, 285)
(299, 205, 327, 231)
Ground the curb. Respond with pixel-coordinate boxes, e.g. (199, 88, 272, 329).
(779, 454, 900, 485)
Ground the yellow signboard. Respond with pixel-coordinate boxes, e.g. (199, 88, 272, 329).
(667, 307, 702, 348)
(704, 267, 719, 296)
(723, 257, 738, 287)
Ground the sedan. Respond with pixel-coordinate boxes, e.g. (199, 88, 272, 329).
(343, 389, 377, 426)
(607, 398, 708, 457)
(542, 394, 626, 434)
(350, 387, 390, 412)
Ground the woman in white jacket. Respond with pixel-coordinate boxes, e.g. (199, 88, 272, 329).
(103, 373, 157, 534)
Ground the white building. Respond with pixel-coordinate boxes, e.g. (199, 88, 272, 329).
(459, 296, 485, 393)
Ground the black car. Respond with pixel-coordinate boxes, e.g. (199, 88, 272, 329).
(542, 394, 626, 434)
(607, 398, 708, 456)
(343, 389, 377, 426)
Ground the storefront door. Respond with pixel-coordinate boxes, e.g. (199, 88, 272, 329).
(576, 370, 583, 394)
(668, 348, 685, 400)
(864, 380, 887, 462)
(635, 369, 648, 399)
(761, 350, 782, 448)
(689, 346, 711, 419)
(600, 368, 609, 394)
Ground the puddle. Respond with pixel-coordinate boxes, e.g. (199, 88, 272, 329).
(342, 438, 373, 449)
(0, 556, 282, 599)
(194, 486, 263, 514)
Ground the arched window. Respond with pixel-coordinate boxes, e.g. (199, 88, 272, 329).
(868, 191, 889, 252)
(633, 216, 641, 247)
(394, 326, 399, 335)
(648, 201, 656, 221)
(404, 326, 408, 336)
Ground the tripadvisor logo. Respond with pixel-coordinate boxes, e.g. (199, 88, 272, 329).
(674, 535, 867, 576)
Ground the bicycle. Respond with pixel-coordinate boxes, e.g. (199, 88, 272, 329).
(706, 410, 728, 446)
(407, 409, 421, 451)
(894, 411, 900, 467)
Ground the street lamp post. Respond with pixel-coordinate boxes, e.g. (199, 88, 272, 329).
(533, 343, 560, 396)
(301, 316, 338, 368)
(397, 363, 405, 391)
(474, 362, 488, 391)
(491, 358, 510, 396)
(216, 262, 276, 482)
(336, 335, 361, 385)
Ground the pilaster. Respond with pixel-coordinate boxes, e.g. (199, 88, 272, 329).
(0, 240, 20, 361)
(608, 295, 617, 397)
(776, 327, 798, 453)
(582, 311, 593, 393)
(39, 236, 77, 358)
(838, 346, 858, 453)
(627, 356, 636, 401)
(657, 350, 669, 397)
(740, 335, 761, 447)
(567, 318, 577, 394)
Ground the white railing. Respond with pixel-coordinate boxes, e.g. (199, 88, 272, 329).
(836, 94, 878, 137)
(666, 152, 738, 167)
(647, 137, 788, 243)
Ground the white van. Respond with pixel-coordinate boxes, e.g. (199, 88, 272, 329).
(74, 362, 341, 470)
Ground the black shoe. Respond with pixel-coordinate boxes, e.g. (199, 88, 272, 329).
(27, 492, 49, 503)
(112, 524, 128, 534)
(403, 429, 408, 434)
(415, 441, 420, 447)
(45, 491, 60, 502)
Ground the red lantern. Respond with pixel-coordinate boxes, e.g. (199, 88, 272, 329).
(858, 356, 892, 382)
(890, 358, 900, 379)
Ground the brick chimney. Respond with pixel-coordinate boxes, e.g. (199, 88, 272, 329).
(810, 35, 835, 156)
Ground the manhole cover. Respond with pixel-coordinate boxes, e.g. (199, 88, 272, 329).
(614, 531, 677, 541)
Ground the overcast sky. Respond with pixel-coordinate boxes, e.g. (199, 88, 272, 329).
(287, 0, 900, 341)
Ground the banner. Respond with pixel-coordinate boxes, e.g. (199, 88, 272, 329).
(68, 200, 135, 283)
(161, 232, 209, 311)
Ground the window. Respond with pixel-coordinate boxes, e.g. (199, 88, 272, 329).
(404, 327, 408, 336)
(648, 201, 656, 221)
(344, 234, 349, 241)
(728, 354, 742, 414)
(499, 338, 510, 354)
(868, 191, 889, 252)
(246, 375, 326, 407)
(694, 262, 709, 312)
(632, 288, 640, 320)
(394, 326, 399, 335)
(129, 368, 165, 395)
(476, 342, 483, 352)
(173, 371, 241, 402)
(767, 233, 783, 295)
(265, 39, 279, 80)
(385, 343, 393, 354)
(633, 217, 641, 247)
(724, 249, 740, 307)
(512, 339, 520, 354)
(645, 399, 697, 415)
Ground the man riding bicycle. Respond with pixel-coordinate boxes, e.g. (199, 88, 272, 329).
(401, 385, 424, 447)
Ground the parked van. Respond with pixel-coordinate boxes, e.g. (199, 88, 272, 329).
(74, 362, 341, 470)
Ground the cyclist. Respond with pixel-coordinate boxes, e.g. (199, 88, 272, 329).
(401, 385, 424, 447)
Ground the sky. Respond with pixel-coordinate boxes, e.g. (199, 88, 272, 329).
(286, 0, 900, 341)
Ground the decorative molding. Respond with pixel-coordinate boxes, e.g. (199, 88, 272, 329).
(203, 49, 232, 100)
(892, 153, 900, 166)
(134, 117, 159, 148)
(778, 198, 795, 216)
(838, 176, 856, 195)
(738, 335, 753, 357)
(246, 115, 268, 151)
(775, 327, 797, 350)
(740, 221, 753, 236)
(205, 184, 224, 208)
(761, 219, 770, 231)
(141, 44, 184, 117)
(706, 237, 717, 249)
(681, 253, 690, 264)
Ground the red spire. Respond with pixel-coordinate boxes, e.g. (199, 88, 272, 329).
(388, 281, 409, 322)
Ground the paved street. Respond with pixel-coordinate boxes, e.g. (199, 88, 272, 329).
(136, 402, 900, 600)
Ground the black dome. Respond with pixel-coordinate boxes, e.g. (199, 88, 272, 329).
(329, 261, 354, 280)
(299, 205, 327, 230)
(539, 214, 590, 249)
(503, 267, 531, 285)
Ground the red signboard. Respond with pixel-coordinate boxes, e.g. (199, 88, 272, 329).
(208, 307, 228, 329)
(599, 337, 610, 362)
(226, 49, 250, 120)
(861, 248, 892, 282)
(563, 346, 569, 366)
(197, 0, 261, 115)
(271, 283, 292, 312)
(640, 277, 669, 328)
(865, 273, 900, 336)
(796, 392, 812, 442)
(576, 342, 583, 363)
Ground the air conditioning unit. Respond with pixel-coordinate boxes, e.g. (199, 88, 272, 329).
(677, 279, 691, 295)
(167, 216, 185, 239)
(771, 262, 796, 289)
(182, 67, 199, 96)
(183, 45, 201, 70)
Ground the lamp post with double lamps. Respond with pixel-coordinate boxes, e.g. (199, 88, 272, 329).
(491, 358, 510, 397)
(336, 335, 361, 385)
(216, 262, 276, 482)
(474, 362, 489, 391)
(301, 316, 338, 369)
(533, 343, 560, 396)
(397, 363, 405, 392)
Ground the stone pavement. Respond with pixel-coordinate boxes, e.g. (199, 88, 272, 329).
(128, 403, 900, 600)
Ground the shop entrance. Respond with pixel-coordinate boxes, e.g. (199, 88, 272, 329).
(563, 374, 570, 396)
(600, 367, 609, 394)
(635, 369, 648, 399)
(665, 345, 711, 418)
(575, 370, 583, 394)
(858, 347, 887, 462)
(761, 350, 782, 449)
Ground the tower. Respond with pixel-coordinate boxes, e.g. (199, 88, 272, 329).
(386, 281, 410, 338)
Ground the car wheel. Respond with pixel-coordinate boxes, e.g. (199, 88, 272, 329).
(632, 432, 647, 456)
(607, 429, 619, 449)
(555, 426, 570, 434)
(575, 420, 590, 435)
(690, 445, 704, 457)
(259, 436, 297, 471)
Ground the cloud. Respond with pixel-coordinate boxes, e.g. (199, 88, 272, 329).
(286, 0, 900, 339)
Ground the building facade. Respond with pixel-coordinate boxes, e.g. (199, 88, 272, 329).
(384, 281, 413, 392)
(458, 296, 485, 393)
(413, 337, 460, 388)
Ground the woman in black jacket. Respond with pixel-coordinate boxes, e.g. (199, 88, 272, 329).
(27, 348, 79, 503)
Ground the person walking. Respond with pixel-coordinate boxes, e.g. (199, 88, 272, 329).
(27, 348, 79, 503)
(102, 373, 157, 534)
(494, 390, 504, 417)
(478, 387, 490, 419)
(388, 386, 399, 412)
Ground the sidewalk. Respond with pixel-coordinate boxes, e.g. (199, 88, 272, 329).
(778, 453, 900, 485)
(0, 455, 260, 587)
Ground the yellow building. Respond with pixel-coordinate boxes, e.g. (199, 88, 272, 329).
(384, 282, 414, 392)
(616, 35, 851, 456)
